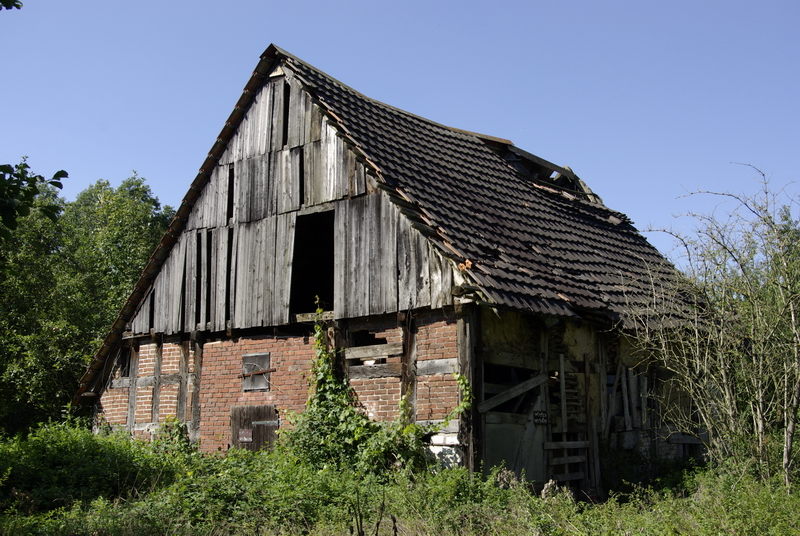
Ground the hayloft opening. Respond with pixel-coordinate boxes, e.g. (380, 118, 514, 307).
(289, 211, 335, 315)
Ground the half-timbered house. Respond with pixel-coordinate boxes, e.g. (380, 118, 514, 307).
(75, 45, 687, 496)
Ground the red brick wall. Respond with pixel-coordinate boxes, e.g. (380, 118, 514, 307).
(99, 385, 128, 426)
(161, 343, 182, 375)
(414, 309, 461, 421)
(416, 374, 460, 421)
(415, 310, 458, 362)
(350, 377, 402, 421)
(197, 335, 314, 451)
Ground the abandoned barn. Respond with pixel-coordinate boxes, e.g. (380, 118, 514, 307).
(75, 45, 689, 496)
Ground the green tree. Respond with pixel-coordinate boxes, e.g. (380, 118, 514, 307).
(629, 170, 800, 489)
(0, 175, 172, 434)
(0, 159, 66, 241)
(0, 1, 22, 10)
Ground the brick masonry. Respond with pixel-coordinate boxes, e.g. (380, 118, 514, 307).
(96, 308, 465, 453)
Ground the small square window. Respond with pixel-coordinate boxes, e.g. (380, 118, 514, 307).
(242, 353, 271, 392)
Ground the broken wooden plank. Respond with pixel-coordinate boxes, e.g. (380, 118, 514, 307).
(345, 342, 403, 360)
(478, 374, 548, 413)
(295, 311, 334, 323)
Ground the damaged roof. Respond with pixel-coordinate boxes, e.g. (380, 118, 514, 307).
(74, 45, 674, 403)
(272, 46, 672, 319)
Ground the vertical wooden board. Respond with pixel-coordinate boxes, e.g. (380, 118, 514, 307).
(273, 212, 296, 325)
(275, 149, 295, 214)
(283, 146, 303, 213)
(295, 82, 307, 147)
(303, 140, 321, 207)
(286, 79, 302, 148)
(183, 231, 197, 332)
(259, 80, 274, 154)
(152, 260, 166, 333)
(230, 114, 245, 164)
(156, 241, 172, 334)
(252, 220, 265, 327)
(333, 126, 345, 201)
(342, 145, 352, 197)
(265, 151, 283, 217)
(429, 244, 443, 309)
(131, 291, 151, 335)
(353, 161, 366, 197)
(270, 79, 285, 152)
(321, 122, 342, 203)
(412, 226, 431, 308)
(440, 251, 454, 306)
(397, 215, 415, 310)
(228, 225, 240, 329)
(333, 202, 348, 318)
(218, 228, 230, 331)
(213, 227, 227, 332)
(211, 164, 226, 227)
(249, 156, 271, 221)
(307, 96, 322, 143)
(429, 247, 453, 309)
(233, 223, 252, 329)
(168, 236, 188, 335)
(198, 230, 209, 329)
(352, 196, 369, 317)
(251, 82, 272, 156)
(310, 122, 327, 205)
(261, 215, 277, 326)
(380, 195, 398, 313)
(367, 194, 382, 314)
(235, 157, 251, 223)
(248, 157, 259, 221)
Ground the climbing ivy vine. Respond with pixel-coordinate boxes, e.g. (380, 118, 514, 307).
(282, 306, 471, 474)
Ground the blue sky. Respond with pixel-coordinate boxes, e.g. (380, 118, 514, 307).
(2, 1, 798, 256)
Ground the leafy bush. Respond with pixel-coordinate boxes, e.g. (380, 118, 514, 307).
(0, 419, 185, 514)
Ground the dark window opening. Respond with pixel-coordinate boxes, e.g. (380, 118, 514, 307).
(289, 211, 334, 315)
(195, 231, 203, 327)
(297, 146, 305, 206)
(225, 227, 234, 324)
(117, 347, 131, 378)
(350, 330, 388, 347)
(282, 81, 291, 147)
(242, 352, 271, 392)
(205, 229, 213, 325)
(226, 164, 235, 221)
(483, 363, 538, 414)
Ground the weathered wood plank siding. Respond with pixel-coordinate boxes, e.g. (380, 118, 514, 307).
(128, 67, 455, 336)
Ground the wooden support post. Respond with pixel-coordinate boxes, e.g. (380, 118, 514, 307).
(620, 364, 632, 431)
(628, 368, 640, 429)
(640, 375, 648, 428)
(559, 353, 567, 434)
(604, 358, 623, 439)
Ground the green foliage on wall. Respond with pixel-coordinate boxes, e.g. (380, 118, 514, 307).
(282, 306, 471, 473)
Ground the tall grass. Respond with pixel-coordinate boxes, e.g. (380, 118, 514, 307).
(2, 422, 800, 535)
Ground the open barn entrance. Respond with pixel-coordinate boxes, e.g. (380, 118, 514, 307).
(289, 211, 335, 315)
